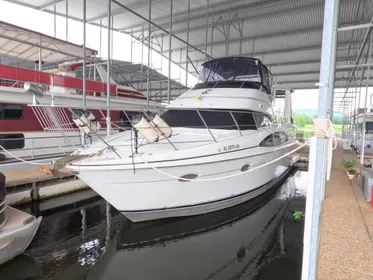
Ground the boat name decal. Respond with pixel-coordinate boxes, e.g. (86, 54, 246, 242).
(218, 144, 240, 152)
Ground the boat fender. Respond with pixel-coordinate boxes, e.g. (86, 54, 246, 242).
(132, 115, 159, 143)
(147, 113, 172, 138)
(83, 110, 101, 132)
(72, 111, 91, 134)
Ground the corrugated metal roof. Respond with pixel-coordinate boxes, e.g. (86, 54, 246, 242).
(2, 0, 373, 99)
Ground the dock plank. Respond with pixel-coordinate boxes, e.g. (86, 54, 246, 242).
(4, 166, 73, 188)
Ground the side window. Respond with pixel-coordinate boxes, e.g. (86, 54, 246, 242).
(254, 113, 273, 128)
(232, 112, 256, 130)
(260, 134, 274, 147)
(0, 104, 23, 119)
(0, 134, 25, 150)
(200, 111, 236, 130)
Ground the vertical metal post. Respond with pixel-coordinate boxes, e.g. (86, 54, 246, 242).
(168, 0, 173, 104)
(301, 0, 340, 280)
(147, 0, 151, 110)
(82, 0, 87, 108)
(54, 5, 57, 37)
(204, 0, 209, 61)
(66, 0, 69, 41)
(100, 20, 102, 56)
(210, 11, 214, 57)
(141, 26, 144, 92)
(130, 28, 133, 62)
(161, 34, 164, 72)
(361, 35, 372, 164)
(107, 0, 111, 136)
(185, 0, 190, 89)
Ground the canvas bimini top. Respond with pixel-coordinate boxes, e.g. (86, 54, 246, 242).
(194, 57, 273, 94)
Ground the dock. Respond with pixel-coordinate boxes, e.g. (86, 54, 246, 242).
(3, 166, 88, 205)
(317, 141, 373, 279)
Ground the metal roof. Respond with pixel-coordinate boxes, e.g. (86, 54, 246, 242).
(2, 0, 373, 106)
(0, 20, 97, 62)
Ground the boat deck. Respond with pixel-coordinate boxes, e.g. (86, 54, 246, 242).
(317, 141, 373, 279)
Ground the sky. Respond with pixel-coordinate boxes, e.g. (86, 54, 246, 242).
(0, 0, 369, 114)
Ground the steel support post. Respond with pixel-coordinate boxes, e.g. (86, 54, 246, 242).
(168, 0, 173, 104)
(130, 28, 133, 62)
(54, 5, 57, 37)
(66, 0, 69, 41)
(301, 0, 339, 279)
(185, 0, 190, 89)
(83, 0, 87, 108)
(141, 26, 144, 92)
(361, 35, 372, 164)
(328, 0, 339, 117)
(107, 0, 112, 136)
(204, 0, 209, 61)
(147, 0, 151, 110)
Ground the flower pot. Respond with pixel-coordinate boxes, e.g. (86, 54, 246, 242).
(347, 173, 355, 180)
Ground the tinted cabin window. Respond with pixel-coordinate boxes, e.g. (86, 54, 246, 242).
(254, 114, 273, 128)
(0, 104, 23, 119)
(161, 110, 204, 128)
(161, 110, 257, 130)
(260, 132, 288, 147)
(260, 134, 274, 147)
(232, 112, 257, 130)
(200, 111, 236, 130)
(0, 134, 25, 150)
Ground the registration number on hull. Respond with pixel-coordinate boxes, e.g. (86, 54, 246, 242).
(218, 144, 240, 153)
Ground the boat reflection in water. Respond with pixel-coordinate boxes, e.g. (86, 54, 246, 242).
(89, 167, 298, 280)
(0, 168, 301, 280)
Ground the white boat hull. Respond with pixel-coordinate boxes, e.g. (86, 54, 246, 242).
(75, 144, 298, 222)
(0, 206, 41, 265)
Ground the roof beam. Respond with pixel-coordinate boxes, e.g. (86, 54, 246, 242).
(86, 0, 170, 23)
(38, 0, 65, 10)
(120, 0, 321, 33)
(160, 22, 361, 53)
(176, 41, 360, 66)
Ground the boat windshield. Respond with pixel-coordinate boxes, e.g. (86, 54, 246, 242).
(198, 57, 272, 93)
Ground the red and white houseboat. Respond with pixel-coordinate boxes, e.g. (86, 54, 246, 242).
(0, 21, 163, 172)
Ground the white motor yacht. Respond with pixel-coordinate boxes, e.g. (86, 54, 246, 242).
(64, 57, 299, 222)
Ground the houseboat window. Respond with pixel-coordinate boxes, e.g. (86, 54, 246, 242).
(161, 110, 257, 130)
(366, 122, 373, 133)
(0, 134, 25, 150)
(0, 104, 23, 119)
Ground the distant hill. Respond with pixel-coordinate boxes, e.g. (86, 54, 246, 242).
(292, 109, 344, 117)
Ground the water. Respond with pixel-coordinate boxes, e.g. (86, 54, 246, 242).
(0, 171, 308, 280)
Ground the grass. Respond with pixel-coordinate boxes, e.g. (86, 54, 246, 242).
(296, 124, 342, 139)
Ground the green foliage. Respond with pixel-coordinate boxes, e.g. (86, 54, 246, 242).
(293, 113, 312, 128)
(293, 210, 304, 219)
(340, 159, 356, 169)
(348, 168, 356, 175)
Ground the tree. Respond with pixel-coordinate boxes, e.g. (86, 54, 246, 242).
(292, 113, 308, 128)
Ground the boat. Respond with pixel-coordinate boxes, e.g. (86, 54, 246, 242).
(0, 20, 163, 173)
(0, 173, 41, 265)
(86, 170, 297, 280)
(63, 56, 299, 222)
(348, 107, 373, 154)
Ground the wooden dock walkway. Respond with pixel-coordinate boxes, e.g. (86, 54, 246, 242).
(4, 166, 73, 188)
(317, 141, 373, 279)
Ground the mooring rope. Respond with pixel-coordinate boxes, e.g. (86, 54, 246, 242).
(138, 142, 308, 182)
(0, 144, 50, 166)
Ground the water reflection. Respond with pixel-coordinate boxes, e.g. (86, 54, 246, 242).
(0, 170, 307, 280)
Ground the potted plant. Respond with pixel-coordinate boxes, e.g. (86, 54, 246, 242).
(347, 168, 356, 180)
(340, 160, 356, 171)
(340, 160, 357, 179)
